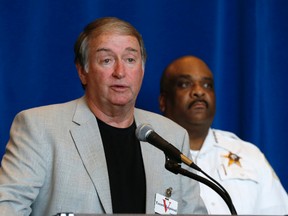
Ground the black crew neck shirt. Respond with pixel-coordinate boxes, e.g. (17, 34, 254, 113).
(97, 118, 146, 213)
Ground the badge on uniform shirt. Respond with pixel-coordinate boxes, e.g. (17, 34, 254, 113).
(222, 152, 242, 167)
(154, 193, 178, 215)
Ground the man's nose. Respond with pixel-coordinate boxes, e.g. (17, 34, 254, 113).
(191, 85, 205, 97)
(113, 61, 125, 78)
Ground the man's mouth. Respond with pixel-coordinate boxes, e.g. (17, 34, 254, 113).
(188, 100, 208, 109)
(111, 85, 128, 92)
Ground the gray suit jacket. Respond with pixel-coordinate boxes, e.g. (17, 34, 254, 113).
(0, 96, 207, 215)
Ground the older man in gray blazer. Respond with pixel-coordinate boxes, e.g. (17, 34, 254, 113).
(0, 17, 207, 215)
(0, 96, 206, 215)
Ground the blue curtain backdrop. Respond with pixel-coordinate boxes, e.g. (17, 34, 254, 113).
(0, 0, 287, 192)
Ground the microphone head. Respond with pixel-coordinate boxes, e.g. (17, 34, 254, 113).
(135, 123, 154, 141)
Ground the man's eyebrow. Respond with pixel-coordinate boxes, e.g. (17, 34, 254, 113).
(172, 74, 214, 82)
(96, 48, 112, 53)
(173, 74, 192, 79)
(125, 47, 139, 53)
(202, 77, 214, 81)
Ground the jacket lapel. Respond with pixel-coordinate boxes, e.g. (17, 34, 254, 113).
(70, 97, 112, 213)
(134, 109, 163, 212)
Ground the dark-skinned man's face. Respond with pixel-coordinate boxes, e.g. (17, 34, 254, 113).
(160, 57, 216, 129)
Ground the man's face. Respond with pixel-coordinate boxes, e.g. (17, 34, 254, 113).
(160, 57, 216, 129)
(78, 33, 144, 110)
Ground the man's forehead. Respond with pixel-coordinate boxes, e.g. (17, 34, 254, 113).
(169, 58, 213, 76)
(91, 33, 139, 46)
(89, 36, 140, 56)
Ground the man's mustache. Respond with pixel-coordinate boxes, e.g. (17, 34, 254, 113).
(188, 99, 208, 109)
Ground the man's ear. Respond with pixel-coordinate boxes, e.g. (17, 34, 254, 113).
(159, 93, 166, 113)
(76, 63, 88, 86)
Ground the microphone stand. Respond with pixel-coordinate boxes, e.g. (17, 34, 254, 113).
(165, 157, 238, 215)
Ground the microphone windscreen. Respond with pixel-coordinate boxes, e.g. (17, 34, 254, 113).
(135, 123, 153, 141)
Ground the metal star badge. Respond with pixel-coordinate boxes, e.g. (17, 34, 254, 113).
(222, 152, 241, 167)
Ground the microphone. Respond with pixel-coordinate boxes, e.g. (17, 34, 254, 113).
(135, 123, 238, 215)
(135, 123, 201, 171)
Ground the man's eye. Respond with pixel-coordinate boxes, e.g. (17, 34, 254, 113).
(176, 81, 192, 88)
(103, 59, 111, 64)
(203, 82, 213, 89)
(127, 58, 136, 63)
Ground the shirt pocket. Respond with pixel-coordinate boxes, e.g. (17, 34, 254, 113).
(217, 163, 259, 183)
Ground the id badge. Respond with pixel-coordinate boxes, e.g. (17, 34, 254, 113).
(154, 193, 178, 215)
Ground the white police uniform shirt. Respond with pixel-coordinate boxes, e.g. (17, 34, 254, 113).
(190, 128, 288, 215)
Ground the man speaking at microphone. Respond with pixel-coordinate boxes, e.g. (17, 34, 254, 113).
(0, 17, 207, 215)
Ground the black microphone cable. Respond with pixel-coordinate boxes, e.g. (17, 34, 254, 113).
(165, 157, 237, 215)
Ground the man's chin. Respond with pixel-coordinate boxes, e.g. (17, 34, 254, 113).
(188, 111, 207, 119)
(110, 98, 135, 107)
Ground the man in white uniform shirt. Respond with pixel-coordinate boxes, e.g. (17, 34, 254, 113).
(159, 55, 288, 214)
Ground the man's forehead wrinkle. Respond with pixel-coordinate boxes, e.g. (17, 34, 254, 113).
(96, 47, 112, 52)
(94, 47, 138, 54)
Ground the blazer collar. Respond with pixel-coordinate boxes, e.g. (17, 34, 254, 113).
(70, 96, 113, 213)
